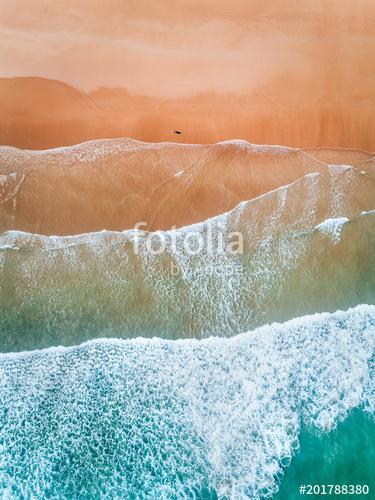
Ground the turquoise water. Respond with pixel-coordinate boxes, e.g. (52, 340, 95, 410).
(275, 410, 375, 499)
(1, 139, 374, 498)
(0, 306, 373, 498)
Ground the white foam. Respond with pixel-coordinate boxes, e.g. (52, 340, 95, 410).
(215, 139, 297, 155)
(315, 217, 349, 243)
(0, 174, 373, 351)
(0, 306, 374, 498)
(0, 244, 20, 250)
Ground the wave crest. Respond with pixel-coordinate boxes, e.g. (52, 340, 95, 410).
(0, 305, 374, 498)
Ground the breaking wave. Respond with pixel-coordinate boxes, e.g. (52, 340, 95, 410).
(1, 166, 374, 351)
(0, 305, 374, 499)
(1, 138, 374, 498)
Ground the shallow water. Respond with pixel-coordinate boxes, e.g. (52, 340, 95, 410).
(0, 140, 374, 498)
(1, 169, 374, 351)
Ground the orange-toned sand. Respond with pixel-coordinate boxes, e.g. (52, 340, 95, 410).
(0, 0, 374, 150)
(1, 77, 375, 150)
(1, 138, 373, 235)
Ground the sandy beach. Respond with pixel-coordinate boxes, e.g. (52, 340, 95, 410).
(0, 0, 374, 149)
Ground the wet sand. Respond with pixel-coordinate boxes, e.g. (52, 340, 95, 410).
(3, 138, 373, 234)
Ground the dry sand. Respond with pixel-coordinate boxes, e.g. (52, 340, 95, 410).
(0, 0, 374, 149)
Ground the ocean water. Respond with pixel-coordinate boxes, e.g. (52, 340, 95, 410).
(275, 410, 375, 499)
(0, 306, 374, 498)
(0, 141, 374, 498)
(1, 169, 374, 351)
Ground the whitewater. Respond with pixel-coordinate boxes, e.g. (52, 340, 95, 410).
(0, 139, 374, 498)
(0, 305, 374, 498)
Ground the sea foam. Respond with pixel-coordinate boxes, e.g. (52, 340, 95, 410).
(0, 305, 374, 498)
(0, 186, 374, 351)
